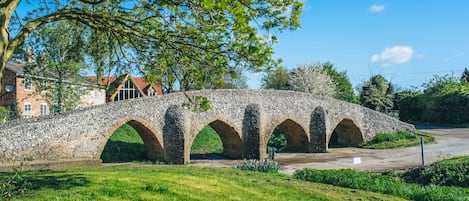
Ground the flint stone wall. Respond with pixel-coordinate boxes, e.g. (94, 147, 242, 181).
(0, 89, 415, 165)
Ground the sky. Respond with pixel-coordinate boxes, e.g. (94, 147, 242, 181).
(246, 0, 469, 90)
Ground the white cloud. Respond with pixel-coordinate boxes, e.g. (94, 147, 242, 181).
(369, 4, 385, 13)
(371, 45, 414, 66)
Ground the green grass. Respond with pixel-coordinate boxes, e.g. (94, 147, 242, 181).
(294, 168, 469, 201)
(0, 165, 408, 201)
(100, 124, 147, 163)
(360, 130, 435, 149)
(190, 126, 223, 155)
(101, 124, 224, 162)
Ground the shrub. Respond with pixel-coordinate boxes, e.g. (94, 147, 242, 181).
(0, 106, 9, 122)
(267, 128, 287, 152)
(294, 168, 468, 201)
(0, 168, 30, 200)
(234, 159, 279, 173)
(403, 156, 469, 188)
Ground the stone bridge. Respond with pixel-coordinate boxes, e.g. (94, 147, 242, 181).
(0, 90, 414, 167)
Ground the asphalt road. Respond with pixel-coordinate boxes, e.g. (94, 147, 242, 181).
(190, 126, 469, 174)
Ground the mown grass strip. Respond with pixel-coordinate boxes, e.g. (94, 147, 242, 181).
(0, 165, 408, 201)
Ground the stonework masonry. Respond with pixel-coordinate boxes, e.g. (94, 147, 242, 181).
(0, 89, 415, 167)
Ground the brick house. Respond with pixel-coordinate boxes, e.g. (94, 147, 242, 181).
(0, 61, 106, 118)
(84, 73, 163, 102)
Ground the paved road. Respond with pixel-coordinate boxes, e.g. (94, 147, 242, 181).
(190, 127, 469, 174)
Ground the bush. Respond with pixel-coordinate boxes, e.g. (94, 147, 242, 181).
(0, 106, 9, 122)
(403, 156, 469, 188)
(0, 168, 30, 200)
(234, 159, 279, 173)
(267, 128, 287, 152)
(294, 168, 468, 201)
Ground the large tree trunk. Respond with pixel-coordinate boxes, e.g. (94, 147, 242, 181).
(0, 0, 21, 93)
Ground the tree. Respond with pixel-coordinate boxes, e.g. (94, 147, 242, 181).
(359, 75, 394, 112)
(261, 67, 291, 90)
(24, 21, 87, 113)
(289, 63, 336, 97)
(461, 67, 469, 83)
(322, 62, 358, 103)
(1, 0, 303, 94)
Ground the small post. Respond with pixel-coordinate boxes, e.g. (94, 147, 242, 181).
(420, 136, 425, 166)
(268, 147, 275, 161)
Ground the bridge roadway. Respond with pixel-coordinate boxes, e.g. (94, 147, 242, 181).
(0, 89, 414, 168)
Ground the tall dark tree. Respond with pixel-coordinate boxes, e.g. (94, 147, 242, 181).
(322, 62, 358, 103)
(359, 75, 395, 112)
(0, 0, 303, 93)
(461, 67, 469, 83)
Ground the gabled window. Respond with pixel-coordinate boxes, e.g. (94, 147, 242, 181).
(24, 77, 32, 91)
(113, 79, 142, 101)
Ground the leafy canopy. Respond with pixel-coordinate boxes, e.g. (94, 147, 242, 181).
(1, 0, 304, 93)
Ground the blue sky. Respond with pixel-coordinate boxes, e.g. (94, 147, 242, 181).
(246, 0, 469, 90)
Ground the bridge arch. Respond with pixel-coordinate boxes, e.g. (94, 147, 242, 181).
(265, 117, 309, 153)
(188, 117, 243, 160)
(328, 118, 363, 148)
(97, 117, 164, 162)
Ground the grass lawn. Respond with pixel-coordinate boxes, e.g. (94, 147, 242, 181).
(360, 130, 435, 149)
(101, 124, 223, 162)
(190, 126, 223, 155)
(3, 165, 407, 201)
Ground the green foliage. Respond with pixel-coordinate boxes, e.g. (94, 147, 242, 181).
(402, 156, 469, 188)
(398, 73, 469, 124)
(182, 95, 212, 112)
(190, 126, 223, 155)
(360, 131, 434, 149)
(235, 159, 279, 173)
(0, 168, 30, 200)
(294, 168, 469, 201)
(261, 67, 291, 90)
(100, 124, 146, 163)
(267, 128, 287, 152)
(0, 106, 9, 122)
(24, 21, 87, 114)
(322, 62, 358, 103)
(359, 75, 395, 112)
(462, 67, 469, 83)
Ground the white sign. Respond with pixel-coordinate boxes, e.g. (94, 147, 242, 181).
(353, 157, 362, 165)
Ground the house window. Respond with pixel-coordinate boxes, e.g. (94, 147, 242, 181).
(40, 103, 48, 116)
(24, 77, 32, 91)
(24, 103, 33, 118)
(114, 79, 142, 101)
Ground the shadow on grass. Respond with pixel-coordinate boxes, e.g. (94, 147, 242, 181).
(190, 153, 226, 160)
(25, 173, 91, 190)
(100, 140, 147, 163)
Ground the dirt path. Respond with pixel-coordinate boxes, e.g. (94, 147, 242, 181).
(189, 127, 469, 174)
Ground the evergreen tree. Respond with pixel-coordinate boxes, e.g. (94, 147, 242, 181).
(359, 75, 395, 112)
(461, 67, 469, 83)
